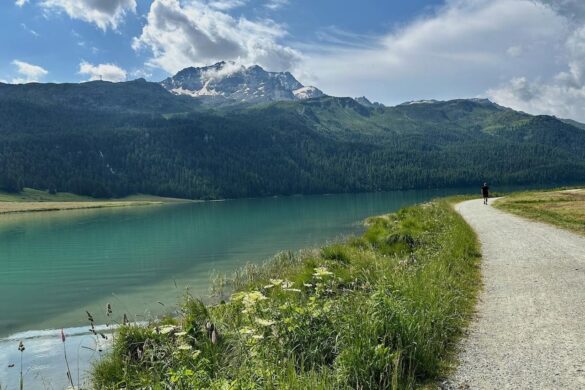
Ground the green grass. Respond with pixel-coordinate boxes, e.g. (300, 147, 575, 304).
(92, 200, 481, 389)
(0, 188, 95, 202)
(0, 188, 188, 203)
(494, 188, 585, 235)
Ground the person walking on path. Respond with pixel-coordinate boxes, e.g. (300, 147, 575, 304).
(481, 182, 489, 205)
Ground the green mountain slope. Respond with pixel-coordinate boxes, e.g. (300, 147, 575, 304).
(0, 81, 584, 199)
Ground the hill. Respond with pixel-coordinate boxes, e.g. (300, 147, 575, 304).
(0, 77, 584, 199)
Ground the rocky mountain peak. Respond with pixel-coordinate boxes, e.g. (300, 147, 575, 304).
(160, 62, 324, 104)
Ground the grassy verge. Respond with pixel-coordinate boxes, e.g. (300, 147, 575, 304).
(92, 200, 481, 389)
(0, 188, 191, 215)
(494, 188, 585, 235)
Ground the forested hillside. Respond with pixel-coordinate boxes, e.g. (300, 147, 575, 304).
(1, 80, 584, 199)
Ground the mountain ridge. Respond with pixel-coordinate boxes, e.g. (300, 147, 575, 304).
(1, 69, 584, 199)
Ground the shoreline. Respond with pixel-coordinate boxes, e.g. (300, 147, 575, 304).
(0, 200, 170, 215)
(0, 191, 198, 216)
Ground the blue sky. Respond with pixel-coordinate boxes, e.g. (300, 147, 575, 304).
(2, 0, 585, 120)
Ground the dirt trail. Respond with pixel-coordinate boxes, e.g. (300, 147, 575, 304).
(446, 199, 585, 389)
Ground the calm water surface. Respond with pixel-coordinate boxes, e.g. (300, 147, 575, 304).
(0, 190, 475, 336)
(0, 189, 474, 387)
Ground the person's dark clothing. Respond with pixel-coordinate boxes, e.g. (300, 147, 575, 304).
(481, 185, 489, 197)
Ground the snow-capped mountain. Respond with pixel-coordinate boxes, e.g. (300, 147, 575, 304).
(161, 61, 325, 104)
(293, 86, 324, 100)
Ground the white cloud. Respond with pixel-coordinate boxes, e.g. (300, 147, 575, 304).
(299, 0, 568, 106)
(40, 0, 136, 30)
(21, 23, 39, 37)
(130, 68, 153, 79)
(132, 0, 301, 74)
(208, 0, 247, 11)
(265, 0, 289, 10)
(11, 60, 48, 83)
(488, 24, 585, 121)
(78, 61, 127, 82)
(15, 0, 28, 7)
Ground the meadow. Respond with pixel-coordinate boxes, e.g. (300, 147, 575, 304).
(494, 188, 585, 235)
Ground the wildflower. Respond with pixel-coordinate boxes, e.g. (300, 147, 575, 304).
(282, 280, 294, 288)
(313, 266, 334, 279)
(303, 283, 313, 288)
(255, 318, 276, 327)
(284, 288, 302, 292)
(158, 325, 177, 335)
(252, 334, 264, 340)
(264, 284, 274, 289)
(175, 331, 187, 337)
(269, 279, 283, 286)
(177, 344, 192, 350)
(233, 290, 268, 313)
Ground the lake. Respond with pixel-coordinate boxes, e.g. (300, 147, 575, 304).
(0, 189, 473, 387)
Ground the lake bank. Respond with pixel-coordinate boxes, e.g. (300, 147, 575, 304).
(92, 199, 481, 388)
(0, 189, 476, 389)
(0, 188, 194, 215)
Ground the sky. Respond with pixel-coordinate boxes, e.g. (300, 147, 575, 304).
(2, 0, 585, 120)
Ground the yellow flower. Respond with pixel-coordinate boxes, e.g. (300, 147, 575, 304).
(177, 344, 192, 350)
(242, 291, 267, 307)
(269, 279, 283, 286)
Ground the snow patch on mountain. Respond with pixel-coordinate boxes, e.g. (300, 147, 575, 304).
(161, 62, 326, 104)
(293, 86, 324, 100)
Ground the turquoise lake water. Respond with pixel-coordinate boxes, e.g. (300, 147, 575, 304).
(0, 189, 482, 387)
(0, 189, 476, 338)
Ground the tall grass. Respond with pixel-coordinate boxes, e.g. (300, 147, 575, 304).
(92, 200, 480, 389)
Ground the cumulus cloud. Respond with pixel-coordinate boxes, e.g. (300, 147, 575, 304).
(79, 61, 127, 82)
(15, 0, 28, 7)
(299, 0, 567, 106)
(132, 0, 301, 74)
(537, 0, 585, 22)
(11, 60, 48, 83)
(40, 0, 136, 30)
(488, 24, 585, 121)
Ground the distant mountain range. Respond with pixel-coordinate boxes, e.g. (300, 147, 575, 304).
(0, 63, 584, 199)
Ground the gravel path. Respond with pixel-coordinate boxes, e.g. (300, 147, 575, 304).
(446, 199, 585, 390)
